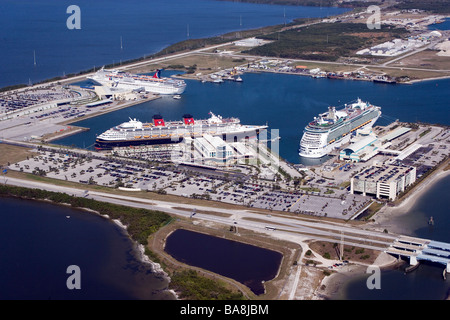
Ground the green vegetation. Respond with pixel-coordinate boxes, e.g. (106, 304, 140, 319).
(170, 269, 245, 300)
(244, 23, 408, 61)
(0, 83, 28, 93)
(359, 201, 384, 221)
(152, 25, 281, 58)
(393, 0, 450, 14)
(217, 0, 375, 8)
(0, 185, 172, 245)
(300, 186, 320, 193)
(419, 128, 431, 138)
(221, 0, 450, 13)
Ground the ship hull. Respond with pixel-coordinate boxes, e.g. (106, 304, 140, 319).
(299, 134, 351, 158)
(95, 137, 182, 150)
(95, 128, 265, 150)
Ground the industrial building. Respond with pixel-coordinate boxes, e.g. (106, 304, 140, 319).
(350, 164, 416, 200)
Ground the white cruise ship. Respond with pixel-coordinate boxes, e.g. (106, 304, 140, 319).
(95, 112, 268, 150)
(88, 68, 186, 95)
(299, 98, 381, 158)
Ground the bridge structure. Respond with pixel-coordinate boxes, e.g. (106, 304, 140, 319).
(385, 235, 450, 273)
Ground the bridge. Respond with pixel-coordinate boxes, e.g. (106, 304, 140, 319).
(385, 235, 450, 273)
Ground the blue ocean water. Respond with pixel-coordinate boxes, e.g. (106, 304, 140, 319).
(0, 0, 347, 88)
(428, 18, 450, 30)
(338, 175, 450, 300)
(2, 0, 450, 300)
(0, 0, 348, 299)
(0, 197, 174, 300)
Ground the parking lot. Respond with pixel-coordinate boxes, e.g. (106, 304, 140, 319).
(10, 147, 372, 220)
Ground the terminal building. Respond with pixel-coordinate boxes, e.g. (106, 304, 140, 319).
(339, 134, 379, 162)
(350, 164, 416, 201)
(184, 134, 254, 165)
(339, 126, 412, 162)
(193, 134, 233, 160)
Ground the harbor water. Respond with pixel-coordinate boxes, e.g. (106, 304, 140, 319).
(1, 0, 450, 300)
(0, 197, 174, 300)
(0, 0, 349, 299)
(0, 0, 347, 88)
(55, 71, 450, 164)
(52, 71, 450, 300)
(335, 175, 450, 300)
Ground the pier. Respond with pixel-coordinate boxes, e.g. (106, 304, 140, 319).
(385, 235, 450, 273)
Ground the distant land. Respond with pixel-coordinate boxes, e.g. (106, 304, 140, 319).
(243, 22, 408, 61)
(220, 0, 450, 14)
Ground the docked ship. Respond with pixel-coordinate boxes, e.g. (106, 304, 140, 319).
(88, 68, 186, 95)
(373, 75, 397, 84)
(299, 98, 381, 158)
(94, 112, 268, 150)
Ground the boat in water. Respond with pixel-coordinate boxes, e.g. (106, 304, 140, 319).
(94, 112, 268, 150)
(88, 68, 186, 95)
(373, 76, 397, 84)
(299, 98, 381, 158)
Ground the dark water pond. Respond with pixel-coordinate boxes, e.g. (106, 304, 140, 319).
(164, 229, 282, 295)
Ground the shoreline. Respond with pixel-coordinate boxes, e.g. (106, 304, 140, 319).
(316, 254, 405, 300)
(314, 160, 450, 300)
(369, 160, 450, 235)
(1, 157, 448, 300)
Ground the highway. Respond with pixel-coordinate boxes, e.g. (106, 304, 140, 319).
(3, 176, 398, 252)
(2, 175, 404, 300)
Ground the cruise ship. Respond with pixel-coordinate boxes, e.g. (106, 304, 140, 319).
(299, 98, 381, 158)
(94, 112, 268, 150)
(88, 68, 186, 95)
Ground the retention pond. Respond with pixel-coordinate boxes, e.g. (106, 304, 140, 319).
(164, 229, 282, 295)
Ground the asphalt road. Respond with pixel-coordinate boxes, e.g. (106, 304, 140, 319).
(4, 175, 398, 251)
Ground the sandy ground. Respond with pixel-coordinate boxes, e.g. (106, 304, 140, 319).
(313, 252, 399, 300)
(436, 40, 450, 57)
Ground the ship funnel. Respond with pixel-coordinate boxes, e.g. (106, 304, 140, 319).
(328, 106, 336, 120)
(183, 114, 195, 125)
(153, 114, 165, 126)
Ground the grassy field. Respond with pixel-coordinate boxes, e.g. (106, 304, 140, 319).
(366, 66, 450, 80)
(244, 23, 408, 61)
(0, 144, 37, 167)
(128, 53, 250, 79)
(389, 49, 450, 71)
